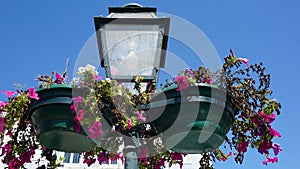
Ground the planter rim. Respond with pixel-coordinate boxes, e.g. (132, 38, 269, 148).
(35, 84, 72, 92)
(161, 83, 226, 93)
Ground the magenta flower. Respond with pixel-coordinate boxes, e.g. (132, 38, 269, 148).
(238, 58, 249, 66)
(2, 90, 17, 98)
(258, 111, 276, 124)
(71, 96, 83, 112)
(175, 76, 189, 92)
(0, 117, 5, 132)
(0, 143, 12, 163)
(128, 119, 132, 130)
(70, 104, 76, 112)
(237, 141, 249, 152)
(262, 156, 278, 165)
(0, 101, 8, 109)
(74, 120, 81, 133)
(88, 121, 103, 139)
(272, 143, 282, 156)
(97, 151, 109, 165)
(8, 157, 22, 169)
(55, 73, 63, 84)
(19, 148, 35, 163)
(171, 152, 183, 161)
(136, 111, 146, 123)
(28, 87, 39, 100)
(72, 96, 82, 103)
(202, 78, 213, 84)
(110, 153, 124, 164)
(0, 101, 7, 116)
(94, 75, 103, 81)
(74, 109, 85, 121)
(154, 158, 166, 169)
(270, 128, 281, 137)
(258, 141, 272, 154)
(83, 157, 96, 167)
(186, 68, 194, 76)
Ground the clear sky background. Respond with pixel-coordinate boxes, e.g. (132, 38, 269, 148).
(1, 0, 299, 168)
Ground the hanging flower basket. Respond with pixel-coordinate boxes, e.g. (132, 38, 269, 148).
(29, 84, 99, 152)
(147, 83, 236, 154)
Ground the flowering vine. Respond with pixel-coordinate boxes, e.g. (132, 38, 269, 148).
(0, 49, 281, 169)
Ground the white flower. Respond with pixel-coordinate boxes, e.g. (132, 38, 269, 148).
(105, 78, 111, 83)
(78, 67, 86, 73)
(118, 89, 122, 96)
(85, 64, 96, 72)
(71, 77, 80, 85)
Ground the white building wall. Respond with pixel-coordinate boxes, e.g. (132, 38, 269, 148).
(1, 150, 201, 169)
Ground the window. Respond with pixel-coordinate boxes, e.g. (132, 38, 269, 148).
(110, 160, 117, 164)
(63, 153, 70, 163)
(73, 153, 80, 163)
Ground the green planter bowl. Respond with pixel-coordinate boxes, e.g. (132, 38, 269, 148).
(146, 83, 236, 154)
(30, 84, 100, 153)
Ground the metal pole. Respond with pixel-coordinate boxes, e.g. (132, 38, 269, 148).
(124, 147, 138, 169)
(124, 132, 140, 169)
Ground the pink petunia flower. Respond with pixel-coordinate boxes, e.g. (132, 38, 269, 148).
(272, 143, 282, 156)
(136, 111, 146, 123)
(0, 101, 7, 106)
(262, 156, 278, 165)
(74, 109, 85, 121)
(83, 157, 96, 167)
(258, 111, 276, 124)
(97, 151, 109, 165)
(70, 104, 76, 112)
(8, 157, 22, 169)
(171, 152, 183, 161)
(110, 153, 124, 164)
(28, 88, 39, 100)
(19, 147, 35, 163)
(238, 58, 249, 66)
(258, 140, 272, 154)
(128, 119, 132, 130)
(0, 102, 8, 113)
(186, 68, 194, 76)
(2, 90, 17, 98)
(238, 141, 249, 152)
(154, 158, 166, 169)
(74, 120, 81, 133)
(94, 75, 103, 81)
(72, 96, 82, 103)
(55, 73, 63, 84)
(202, 78, 213, 84)
(175, 76, 189, 92)
(0, 117, 5, 132)
(88, 121, 103, 139)
(270, 128, 281, 137)
(1, 143, 12, 163)
(110, 153, 123, 163)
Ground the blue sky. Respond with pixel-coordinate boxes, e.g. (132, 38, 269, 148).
(1, 0, 299, 168)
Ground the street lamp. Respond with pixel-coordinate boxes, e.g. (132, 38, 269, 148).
(94, 3, 170, 169)
(94, 3, 170, 83)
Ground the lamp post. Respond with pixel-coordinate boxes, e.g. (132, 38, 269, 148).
(94, 3, 169, 83)
(94, 3, 170, 169)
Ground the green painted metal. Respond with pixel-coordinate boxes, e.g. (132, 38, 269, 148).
(147, 83, 236, 153)
(30, 84, 96, 152)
